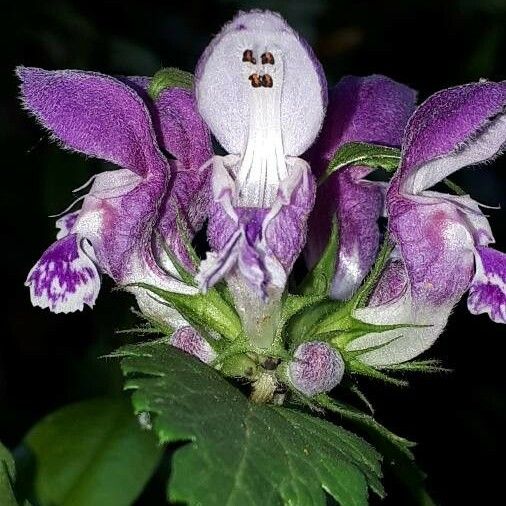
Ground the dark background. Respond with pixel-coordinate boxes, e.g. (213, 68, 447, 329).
(2, 0, 505, 504)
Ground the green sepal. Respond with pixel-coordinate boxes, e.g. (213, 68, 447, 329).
(219, 353, 259, 379)
(347, 359, 409, 387)
(350, 235, 394, 310)
(319, 142, 401, 185)
(377, 359, 451, 374)
(134, 283, 242, 342)
(284, 298, 345, 347)
(148, 67, 194, 99)
(443, 177, 467, 196)
(298, 219, 339, 296)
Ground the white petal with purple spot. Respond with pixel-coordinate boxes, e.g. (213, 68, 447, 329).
(468, 246, 506, 323)
(26, 234, 100, 313)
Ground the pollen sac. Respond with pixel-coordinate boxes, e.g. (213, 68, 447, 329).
(242, 49, 256, 64)
(261, 52, 275, 65)
(261, 74, 273, 88)
(288, 341, 345, 397)
(249, 73, 262, 88)
(195, 10, 327, 157)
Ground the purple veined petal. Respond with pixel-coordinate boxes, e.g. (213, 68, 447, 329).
(169, 326, 217, 364)
(468, 246, 506, 323)
(399, 80, 506, 194)
(305, 75, 416, 298)
(306, 75, 417, 178)
(26, 234, 100, 313)
(368, 259, 408, 307)
(262, 157, 316, 278)
(55, 211, 80, 239)
(288, 341, 345, 396)
(195, 9, 327, 166)
(17, 67, 168, 177)
(388, 194, 476, 306)
(328, 175, 384, 300)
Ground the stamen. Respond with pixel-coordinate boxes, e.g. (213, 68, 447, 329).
(261, 52, 275, 65)
(261, 74, 273, 88)
(249, 73, 262, 88)
(242, 49, 256, 64)
(235, 50, 288, 207)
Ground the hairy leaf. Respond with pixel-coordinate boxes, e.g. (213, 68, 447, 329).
(319, 142, 401, 185)
(119, 342, 385, 505)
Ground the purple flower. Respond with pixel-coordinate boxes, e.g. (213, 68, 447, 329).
(306, 75, 416, 299)
(350, 81, 506, 365)
(194, 10, 327, 300)
(20, 68, 212, 323)
(288, 341, 345, 397)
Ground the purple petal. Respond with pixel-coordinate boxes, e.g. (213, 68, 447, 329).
(17, 67, 167, 177)
(263, 161, 316, 274)
(170, 326, 216, 364)
(368, 259, 408, 307)
(195, 10, 327, 157)
(306, 75, 417, 178)
(26, 234, 100, 313)
(306, 76, 416, 298)
(389, 195, 476, 306)
(399, 80, 506, 193)
(468, 246, 506, 323)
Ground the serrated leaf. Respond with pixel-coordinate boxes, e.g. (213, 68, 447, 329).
(0, 442, 18, 506)
(314, 396, 435, 506)
(299, 220, 339, 296)
(136, 283, 242, 342)
(16, 398, 163, 506)
(148, 67, 194, 99)
(119, 342, 385, 506)
(319, 142, 401, 185)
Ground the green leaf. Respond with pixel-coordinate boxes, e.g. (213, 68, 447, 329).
(17, 398, 163, 506)
(314, 396, 435, 506)
(136, 283, 243, 342)
(119, 342, 385, 505)
(0, 442, 19, 506)
(148, 67, 194, 99)
(319, 142, 401, 185)
(299, 219, 339, 296)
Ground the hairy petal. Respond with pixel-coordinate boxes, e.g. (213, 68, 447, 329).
(399, 80, 506, 194)
(195, 10, 327, 156)
(468, 246, 506, 323)
(26, 234, 100, 313)
(17, 67, 167, 177)
(306, 76, 416, 298)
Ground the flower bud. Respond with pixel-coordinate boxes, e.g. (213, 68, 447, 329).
(169, 326, 216, 364)
(288, 341, 345, 396)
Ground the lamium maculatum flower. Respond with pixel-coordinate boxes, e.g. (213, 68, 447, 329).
(349, 81, 506, 365)
(194, 11, 327, 303)
(20, 68, 212, 328)
(288, 341, 345, 397)
(306, 75, 416, 299)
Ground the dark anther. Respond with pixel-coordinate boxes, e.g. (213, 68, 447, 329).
(262, 357, 280, 370)
(261, 52, 275, 65)
(242, 49, 256, 64)
(261, 74, 273, 88)
(249, 73, 262, 88)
